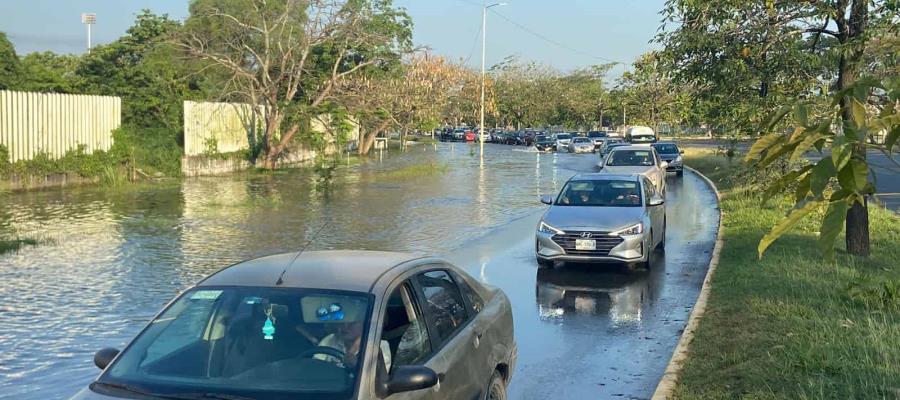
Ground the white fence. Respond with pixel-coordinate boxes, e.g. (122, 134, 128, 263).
(183, 101, 263, 156)
(0, 90, 121, 162)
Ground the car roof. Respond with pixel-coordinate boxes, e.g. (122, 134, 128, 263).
(198, 250, 424, 293)
(652, 141, 678, 145)
(609, 145, 655, 152)
(569, 173, 640, 182)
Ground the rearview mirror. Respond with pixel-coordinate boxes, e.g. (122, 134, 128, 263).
(94, 348, 120, 370)
(386, 365, 438, 395)
(540, 194, 553, 205)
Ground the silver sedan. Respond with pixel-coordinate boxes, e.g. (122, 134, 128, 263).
(598, 145, 668, 195)
(72, 251, 516, 400)
(536, 174, 666, 270)
(567, 137, 594, 153)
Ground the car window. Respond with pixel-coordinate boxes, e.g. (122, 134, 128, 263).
(100, 287, 372, 398)
(606, 150, 655, 167)
(454, 274, 484, 314)
(653, 144, 679, 154)
(415, 270, 469, 343)
(381, 283, 432, 371)
(555, 180, 642, 207)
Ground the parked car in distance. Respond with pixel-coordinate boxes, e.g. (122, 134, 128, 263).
(73, 251, 517, 400)
(587, 131, 607, 151)
(465, 130, 477, 142)
(651, 142, 684, 176)
(625, 126, 657, 144)
(554, 133, 573, 151)
(567, 137, 594, 153)
(598, 145, 668, 195)
(534, 135, 555, 151)
(536, 174, 666, 270)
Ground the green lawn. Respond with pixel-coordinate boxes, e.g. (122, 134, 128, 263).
(675, 149, 900, 399)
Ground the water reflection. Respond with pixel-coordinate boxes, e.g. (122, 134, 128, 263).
(535, 260, 666, 327)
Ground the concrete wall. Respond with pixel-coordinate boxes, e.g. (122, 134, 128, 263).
(183, 101, 263, 156)
(0, 90, 121, 162)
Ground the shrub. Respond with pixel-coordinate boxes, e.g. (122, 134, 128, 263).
(110, 125, 183, 177)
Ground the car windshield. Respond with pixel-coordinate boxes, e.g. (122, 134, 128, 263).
(536, 135, 551, 142)
(572, 137, 590, 143)
(587, 132, 605, 138)
(606, 150, 655, 167)
(556, 134, 572, 140)
(98, 287, 372, 399)
(630, 135, 655, 143)
(555, 180, 642, 207)
(652, 144, 679, 154)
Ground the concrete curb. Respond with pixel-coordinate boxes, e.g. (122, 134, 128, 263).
(651, 166, 724, 400)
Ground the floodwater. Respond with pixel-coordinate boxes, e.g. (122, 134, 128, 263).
(0, 142, 718, 399)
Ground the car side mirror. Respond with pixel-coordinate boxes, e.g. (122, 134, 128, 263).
(94, 348, 120, 370)
(649, 195, 665, 206)
(385, 365, 438, 395)
(679, 149, 685, 154)
(540, 194, 553, 205)
(660, 161, 669, 169)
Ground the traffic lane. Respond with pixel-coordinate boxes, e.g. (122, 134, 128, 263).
(679, 141, 900, 212)
(445, 171, 719, 399)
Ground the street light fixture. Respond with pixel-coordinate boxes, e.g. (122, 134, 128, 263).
(81, 13, 96, 53)
(480, 2, 507, 156)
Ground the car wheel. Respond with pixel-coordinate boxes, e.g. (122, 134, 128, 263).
(657, 221, 666, 252)
(485, 370, 507, 400)
(676, 169, 684, 177)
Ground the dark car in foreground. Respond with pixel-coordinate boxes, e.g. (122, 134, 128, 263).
(73, 251, 516, 400)
(536, 174, 666, 270)
(651, 142, 684, 176)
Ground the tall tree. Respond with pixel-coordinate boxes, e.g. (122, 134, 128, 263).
(0, 32, 21, 90)
(181, 0, 412, 168)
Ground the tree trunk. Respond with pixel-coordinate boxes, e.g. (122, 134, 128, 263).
(260, 112, 283, 169)
(839, 0, 870, 257)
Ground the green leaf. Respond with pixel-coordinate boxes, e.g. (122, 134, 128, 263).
(760, 104, 792, 133)
(837, 158, 869, 192)
(758, 200, 822, 258)
(810, 157, 835, 196)
(794, 173, 812, 204)
(818, 199, 849, 260)
(831, 144, 852, 170)
(850, 99, 867, 128)
(790, 133, 825, 163)
(746, 132, 785, 162)
(761, 165, 813, 205)
(794, 103, 809, 127)
(885, 125, 900, 152)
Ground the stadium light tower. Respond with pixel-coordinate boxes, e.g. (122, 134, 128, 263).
(81, 13, 96, 53)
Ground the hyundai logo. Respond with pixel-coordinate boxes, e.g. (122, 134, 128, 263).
(580, 232, 592, 238)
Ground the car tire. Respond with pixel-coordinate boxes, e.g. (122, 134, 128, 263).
(485, 370, 507, 400)
(676, 169, 684, 177)
(657, 221, 666, 252)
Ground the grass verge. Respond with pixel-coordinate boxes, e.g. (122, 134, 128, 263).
(674, 148, 900, 399)
(374, 162, 448, 181)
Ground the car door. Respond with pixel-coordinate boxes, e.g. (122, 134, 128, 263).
(642, 176, 663, 245)
(411, 269, 481, 400)
(378, 281, 439, 400)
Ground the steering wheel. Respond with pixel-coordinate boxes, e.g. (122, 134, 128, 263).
(300, 346, 346, 362)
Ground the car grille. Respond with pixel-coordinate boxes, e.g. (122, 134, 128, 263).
(552, 231, 624, 256)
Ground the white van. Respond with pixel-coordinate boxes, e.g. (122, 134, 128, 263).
(625, 126, 657, 144)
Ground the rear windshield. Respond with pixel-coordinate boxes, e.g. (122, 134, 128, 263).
(98, 287, 372, 400)
(652, 144, 679, 154)
(555, 180, 642, 207)
(587, 132, 606, 138)
(606, 150, 655, 167)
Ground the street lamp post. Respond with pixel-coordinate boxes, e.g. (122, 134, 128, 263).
(81, 13, 96, 53)
(480, 2, 507, 156)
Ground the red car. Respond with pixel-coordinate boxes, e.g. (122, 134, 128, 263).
(465, 130, 477, 141)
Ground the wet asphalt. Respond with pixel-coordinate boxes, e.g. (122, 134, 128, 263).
(445, 156, 719, 399)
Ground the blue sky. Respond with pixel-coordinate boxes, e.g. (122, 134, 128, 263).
(0, 0, 666, 75)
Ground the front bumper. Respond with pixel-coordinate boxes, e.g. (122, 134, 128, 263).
(535, 230, 648, 263)
(665, 162, 683, 172)
(571, 146, 593, 153)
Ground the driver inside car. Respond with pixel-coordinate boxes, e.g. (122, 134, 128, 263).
(295, 298, 392, 370)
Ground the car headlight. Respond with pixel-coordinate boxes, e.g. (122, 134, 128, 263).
(612, 223, 643, 236)
(539, 221, 564, 235)
(674, 155, 683, 163)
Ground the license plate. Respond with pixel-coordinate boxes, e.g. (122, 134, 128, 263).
(575, 239, 596, 250)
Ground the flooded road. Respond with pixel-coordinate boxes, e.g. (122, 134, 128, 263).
(0, 143, 718, 399)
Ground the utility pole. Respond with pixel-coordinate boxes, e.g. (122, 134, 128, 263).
(480, 2, 507, 156)
(81, 13, 96, 53)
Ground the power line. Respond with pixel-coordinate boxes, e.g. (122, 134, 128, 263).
(489, 9, 624, 65)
